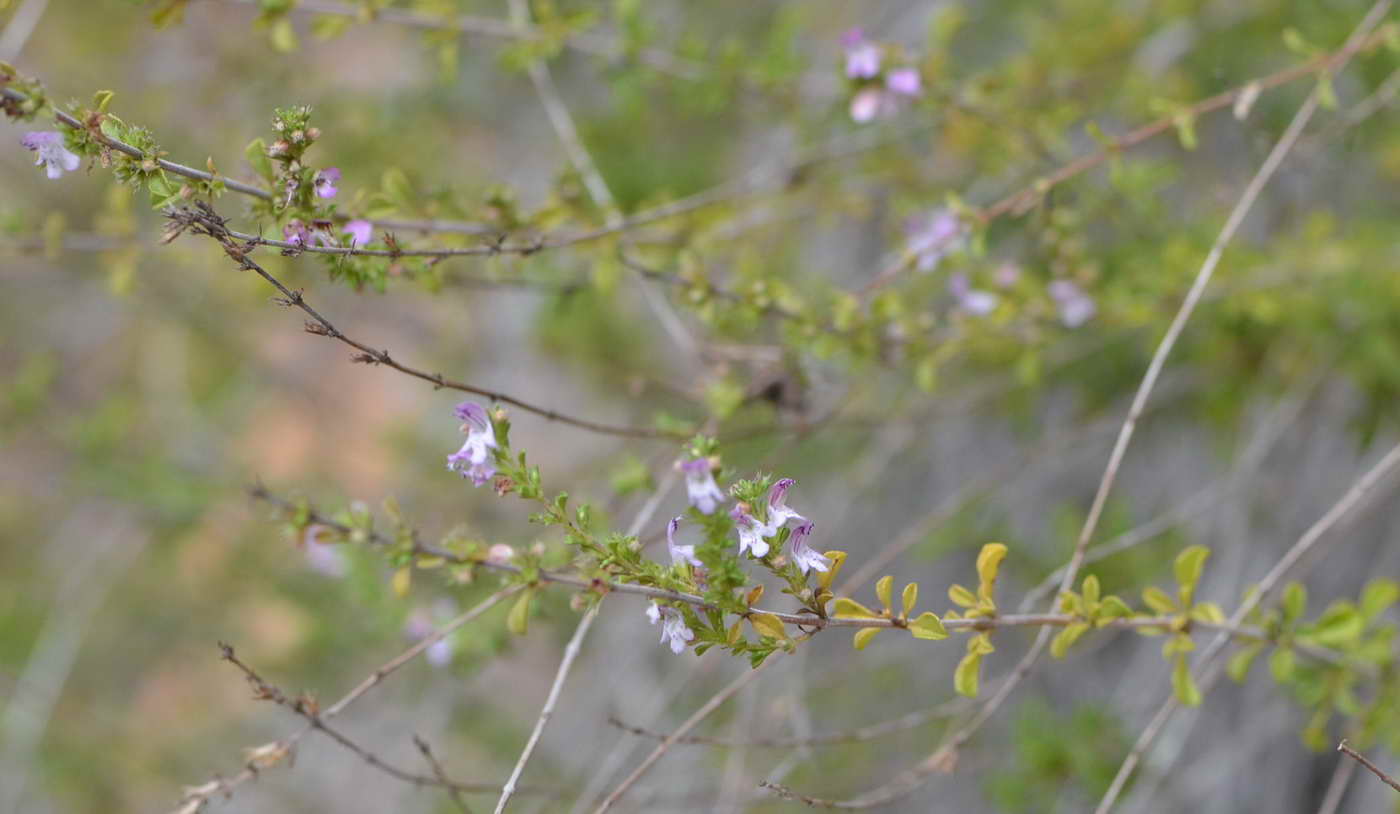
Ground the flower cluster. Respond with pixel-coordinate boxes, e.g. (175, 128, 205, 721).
(841, 29, 923, 123)
(446, 401, 498, 486)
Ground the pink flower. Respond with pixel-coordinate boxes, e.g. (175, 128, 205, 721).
(343, 219, 373, 248)
(447, 402, 498, 486)
(949, 273, 998, 316)
(21, 131, 81, 179)
(313, 167, 340, 199)
(1049, 280, 1096, 328)
(301, 524, 347, 578)
(885, 68, 922, 96)
(841, 29, 882, 79)
(283, 219, 311, 246)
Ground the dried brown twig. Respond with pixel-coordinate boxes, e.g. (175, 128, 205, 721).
(1338, 740, 1400, 794)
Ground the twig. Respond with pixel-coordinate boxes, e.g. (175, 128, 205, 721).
(857, 22, 1396, 296)
(494, 603, 603, 814)
(1316, 750, 1358, 814)
(415, 735, 474, 814)
(170, 587, 519, 812)
(591, 660, 771, 813)
(166, 202, 679, 440)
(1338, 740, 1400, 794)
(0, 0, 49, 61)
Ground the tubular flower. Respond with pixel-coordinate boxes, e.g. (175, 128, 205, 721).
(647, 602, 695, 655)
(787, 521, 832, 574)
(666, 516, 703, 568)
(733, 478, 808, 558)
(446, 401, 498, 486)
(343, 219, 373, 248)
(764, 478, 805, 532)
(21, 131, 81, 179)
(841, 29, 882, 78)
(313, 167, 340, 199)
(731, 503, 771, 558)
(679, 457, 725, 514)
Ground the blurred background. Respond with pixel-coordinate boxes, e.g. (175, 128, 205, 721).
(3, 0, 1400, 812)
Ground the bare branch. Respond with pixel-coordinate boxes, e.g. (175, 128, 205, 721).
(1338, 740, 1400, 795)
(414, 735, 475, 814)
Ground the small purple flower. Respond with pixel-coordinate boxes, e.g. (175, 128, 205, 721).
(343, 219, 373, 248)
(1049, 280, 1096, 328)
(666, 516, 703, 568)
(679, 457, 724, 515)
(405, 609, 454, 667)
(313, 167, 340, 199)
(731, 504, 771, 558)
(850, 88, 894, 123)
(764, 478, 805, 533)
(447, 401, 498, 486)
(886, 68, 922, 97)
(22, 131, 81, 179)
(949, 273, 998, 316)
(647, 602, 695, 655)
(841, 29, 882, 79)
(283, 219, 311, 246)
(994, 262, 1022, 288)
(788, 521, 832, 575)
(907, 209, 965, 272)
(302, 524, 347, 578)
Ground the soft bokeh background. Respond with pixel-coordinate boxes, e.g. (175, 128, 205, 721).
(3, 1, 1400, 812)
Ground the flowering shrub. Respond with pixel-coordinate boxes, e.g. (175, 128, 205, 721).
(4, 1, 1400, 812)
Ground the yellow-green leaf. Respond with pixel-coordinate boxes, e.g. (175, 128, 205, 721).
(1174, 546, 1210, 593)
(969, 632, 995, 655)
(853, 627, 882, 651)
(1226, 642, 1264, 683)
(954, 650, 983, 697)
(909, 612, 949, 640)
(270, 17, 299, 52)
(948, 584, 977, 608)
(1269, 647, 1295, 682)
(507, 589, 534, 635)
(902, 582, 919, 618)
(832, 598, 879, 619)
(391, 566, 411, 598)
(1082, 574, 1100, 606)
(975, 542, 1008, 601)
(875, 575, 894, 611)
(1098, 595, 1133, 620)
(749, 613, 788, 641)
(1051, 623, 1090, 659)
(817, 550, 846, 591)
(1189, 602, 1225, 625)
(1360, 578, 1399, 621)
(726, 621, 743, 645)
(1172, 655, 1202, 707)
(1142, 586, 1176, 615)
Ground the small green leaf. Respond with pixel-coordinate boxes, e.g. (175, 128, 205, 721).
(390, 566, 411, 598)
(969, 632, 995, 655)
(817, 551, 846, 592)
(1174, 546, 1210, 594)
(270, 17, 299, 52)
(92, 90, 115, 113)
(909, 612, 948, 640)
(1269, 647, 1295, 682)
(1226, 641, 1264, 683)
(1302, 602, 1363, 647)
(954, 650, 982, 697)
(1142, 586, 1177, 615)
(875, 575, 894, 612)
(749, 613, 788, 641)
(902, 582, 919, 618)
(832, 598, 879, 619)
(1082, 574, 1100, 606)
(1189, 602, 1226, 625)
(1098, 595, 1133, 620)
(1282, 582, 1307, 625)
(975, 542, 1008, 601)
(948, 584, 977, 608)
(853, 627, 882, 651)
(1051, 623, 1090, 659)
(1172, 655, 1203, 707)
(507, 589, 534, 635)
(1360, 579, 1398, 621)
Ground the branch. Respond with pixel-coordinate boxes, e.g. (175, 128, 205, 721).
(414, 735, 475, 814)
(1338, 740, 1400, 794)
(165, 202, 680, 440)
(172, 587, 519, 812)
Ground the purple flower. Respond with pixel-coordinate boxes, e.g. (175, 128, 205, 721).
(788, 521, 832, 575)
(302, 524, 347, 578)
(906, 209, 965, 272)
(994, 262, 1022, 288)
(666, 516, 703, 568)
(313, 167, 340, 199)
(886, 68, 922, 97)
(764, 478, 805, 532)
(731, 504, 771, 558)
(647, 602, 695, 654)
(841, 29, 882, 79)
(679, 457, 724, 515)
(447, 401, 499, 486)
(22, 131, 81, 179)
(283, 219, 311, 246)
(949, 273, 998, 316)
(343, 219, 373, 248)
(1049, 280, 1096, 328)
(405, 609, 454, 667)
(849, 88, 894, 124)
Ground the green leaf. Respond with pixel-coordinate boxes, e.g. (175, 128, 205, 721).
(875, 575, 894, 612)
(1189, 602, 1226, 625)
(908, 612, 948, 640)
(1282, 582, 1307, 625)
(507, 589, 534, 635)
(92, 90, 115, 114)
(902, 582, 919, 618)
(391, 566, 411, 598)
(975, 542, 1008, 601)
(953, 650, 982, 698)
(1082, 574, 1100, 606)
(1174, 546, 1210, 595)
(948, 584, 977, 608)
(1226, 642, 1264, 683)
(1302, 602, 1364, 648)
(1269, 647, 1295, 682)
(1360, 579, 1399, 621)
(817, 551, 846, 592)
(1142, 586, 1177, 615)
(832, 598, 879, 619)
(852, 627, 882, 651)
(1051, 623, 1090, 659)
(749, 613, 788, 641)
(1172, 655, 1203, 707)
(1098, 595, 1133, 621)
(270, 17, 299, 52)
(245, 138, 273, 181)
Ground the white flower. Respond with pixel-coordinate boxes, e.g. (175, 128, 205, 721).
(666, 516, 703, 568)
(646, 602, 695, 654)
(21, 131, 81, 179)
(679, 457, 725, 515)
(447, 401, 498, 485)
(788, 521, 832, 575)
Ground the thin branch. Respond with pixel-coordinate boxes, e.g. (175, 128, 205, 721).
(494, 603, 602, 814)
(591, 661, 771, 813)
(172, 587, 519, 813)
(1338, 740, 1400, 794)
(414, 735, 475, 814)
(166, 202, 679, 440)
(607, 699, 966, 749)
(1316, 748, 1358, 814)
(0, 0, 49, 61)
(857, 22, 1395, 296)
